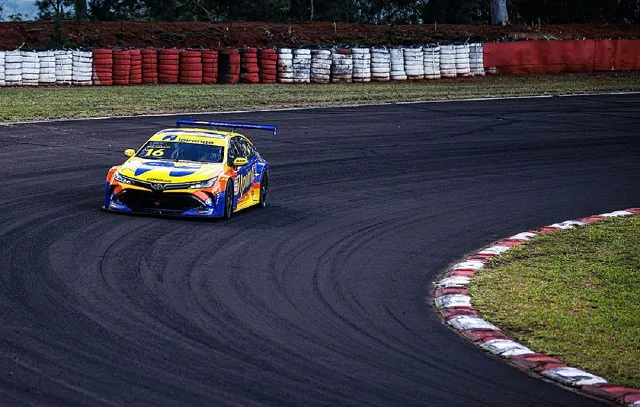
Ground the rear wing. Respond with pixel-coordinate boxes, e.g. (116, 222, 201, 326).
(176, 119, 277, 136)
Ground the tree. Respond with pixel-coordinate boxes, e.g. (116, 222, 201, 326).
(490, 0, 508, 25)
(36, 0, 74, 19)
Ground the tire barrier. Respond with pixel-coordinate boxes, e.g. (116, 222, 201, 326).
(423, 46, 441, 80)
(129, 49, 142, 85)
(3, 40, 640, 87)
(240, 47, 259, 84)
(54, 50, 72, 85)
(158, 49, 179, 84)
(390, 48, 406, 81)
(352, 48, 371, 83)
(38, 51, 56, 84)
(404, 48, 424, 80)
(310, 49, 331, 84)
(258, 48, 276, 84)
(469, 43, 485, 77)
(72, 50, 92, 85)
(0, 51, 4, 87)
(293, 48, 311, 83)
(201, 49, 218, 84)
(21, 51, 39, 86)
(331, 49, 352, 83)
(276, 48, 293, 84)
(370, 48, 390, 82)
(112, 50, 131, 85)
(455, 44, 471, 77)
(179, 50, 202, 84)
(219, 49, 240, 84)
(440, 45, 457, 79)
(141, 48, 158, 84)
(92, 49, 113, 86)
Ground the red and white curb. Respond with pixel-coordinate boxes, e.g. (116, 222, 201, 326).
(434, 207, 640, 406)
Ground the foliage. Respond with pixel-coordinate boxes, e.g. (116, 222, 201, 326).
(33, 0, 640, 24)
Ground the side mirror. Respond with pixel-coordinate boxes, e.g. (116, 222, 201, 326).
(233, 157, 248, 167)
(124, 149, 135, 158)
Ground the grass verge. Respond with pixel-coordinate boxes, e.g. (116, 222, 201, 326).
(1, 72, 639, 122)
(469, 215, 640, 388)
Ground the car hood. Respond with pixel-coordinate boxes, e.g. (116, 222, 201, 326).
(118, 158, 224, 183)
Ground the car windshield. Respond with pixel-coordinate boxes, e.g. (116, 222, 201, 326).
(136, 141, 224, 163)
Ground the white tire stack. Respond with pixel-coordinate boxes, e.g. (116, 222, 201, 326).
(352, 48, 371, 83)
(390, 48, 406, 80)
(404, 48, 424, 80)
(470, 43, 485, 76)
(310, 49, 331, 84)
(455, 44, 471, 77)
(72, 50, 93, 85)
(423, 46, 441, 80)
(0, 52, 5, 87)
(5, 51, 22, 86)
(55, 50, 73, 84)
(38, 50, 56, 84)
(439, 45, 457, 79)
(331, 50, 353, 83)
(292, 49, 311, 83)
(277, 48, 294, 84)
(21, 51, 40, 86)
(370, 48, 390, 82)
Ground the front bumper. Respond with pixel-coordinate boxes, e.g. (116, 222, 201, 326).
(104, 183, 225, 217)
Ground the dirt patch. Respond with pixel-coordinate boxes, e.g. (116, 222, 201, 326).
(1, 21, 639, 50)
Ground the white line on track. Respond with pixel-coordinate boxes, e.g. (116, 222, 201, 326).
(2, 91, 639, 126)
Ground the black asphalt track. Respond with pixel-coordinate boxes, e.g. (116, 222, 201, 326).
(0, 94, 639, 406)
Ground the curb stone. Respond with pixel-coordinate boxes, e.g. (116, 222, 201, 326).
(433, 207, 640, 406)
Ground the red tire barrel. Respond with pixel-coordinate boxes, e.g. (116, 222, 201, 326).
(141, 49, 158, 84)
(129, 49, 142, 85)
(219, 49, 240, 84)
(258, 48, 277, 84)
(92, 48, 113, 86)
(179, 50, 202, 84)
(158, 49, 180, 84)
(240, 47, 259, 83)
(112, 50, 131, 86)
(201, 49, 219, 84)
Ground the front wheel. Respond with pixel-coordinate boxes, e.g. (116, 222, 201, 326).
(223, 181, 234, 220)
(258, 172, 268, 208)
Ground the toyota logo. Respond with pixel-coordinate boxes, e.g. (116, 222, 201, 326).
(151, 183, 165, 191)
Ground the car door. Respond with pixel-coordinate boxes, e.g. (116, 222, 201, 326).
(229, 137, 251, 200)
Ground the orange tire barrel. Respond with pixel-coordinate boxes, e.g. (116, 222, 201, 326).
(158, 49, 180, 84)
(129, 49, 142, 85)
(258, 48, 277, 83)
(219, 49, 240, 84)
(92, 48, 113, 86)
(141, 49, 158, 84)
(201, 49, 219, 84)
(240, 47, 259, 83)
(112, 50, 131, 86)
(179, 50, 203, 84)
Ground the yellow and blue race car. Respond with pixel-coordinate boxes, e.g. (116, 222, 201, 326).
(104, 119, 275, 219)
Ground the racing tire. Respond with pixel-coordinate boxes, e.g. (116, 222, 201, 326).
(258, 172, 268, 208)
(223, 181, 235, 220)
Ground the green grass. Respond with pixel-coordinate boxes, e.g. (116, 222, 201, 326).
(1, 72, 639, 122)
(469, 215, 640, 388)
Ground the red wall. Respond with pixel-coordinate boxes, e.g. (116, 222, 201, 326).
(484, 40, 640, 73)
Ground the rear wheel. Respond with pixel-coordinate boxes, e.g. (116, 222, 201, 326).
(223, 181, 234, 220)
(258, 172, 268, 208)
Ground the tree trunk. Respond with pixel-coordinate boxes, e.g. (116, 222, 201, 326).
(490, 0, 508, 25)
(309, 0, 314, 21)
(74, 0, 87, 19)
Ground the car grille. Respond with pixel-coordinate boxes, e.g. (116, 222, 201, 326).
(117, 190, 204, 212)
(129, 179, 192, 191)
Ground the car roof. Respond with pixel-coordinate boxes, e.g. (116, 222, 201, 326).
(147, 128, 254, 145)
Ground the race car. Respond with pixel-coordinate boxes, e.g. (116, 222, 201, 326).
(103, 119, 276, 219)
